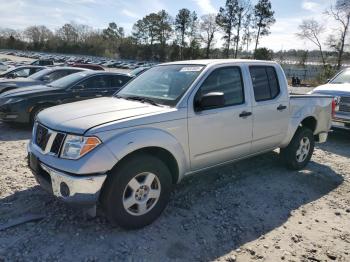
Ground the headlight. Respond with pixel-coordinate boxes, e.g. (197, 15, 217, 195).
(61, 135, 101, 160)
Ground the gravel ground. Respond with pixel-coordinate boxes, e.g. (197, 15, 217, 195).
(0, 57, 349, 261)
(0, 122, 349, 261)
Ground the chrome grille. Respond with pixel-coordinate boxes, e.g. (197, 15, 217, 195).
(33, 123, 65, 156)
(339, 96, 350, 113)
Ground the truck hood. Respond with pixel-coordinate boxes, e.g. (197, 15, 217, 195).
(312, 83, 350, 96)
(37, 97, 171, 134)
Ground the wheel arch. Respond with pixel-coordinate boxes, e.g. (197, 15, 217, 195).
(108, 146, 179, 185)
(281, 115, 318, 148)
(101, 128, 189, 184)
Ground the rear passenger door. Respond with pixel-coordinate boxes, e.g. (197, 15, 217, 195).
(249, 65, 289, 152)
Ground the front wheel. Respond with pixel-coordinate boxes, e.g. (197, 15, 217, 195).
(280, 127, 315, 170)
(101, 154, 173, 229)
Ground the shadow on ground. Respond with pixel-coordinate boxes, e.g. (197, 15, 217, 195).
(0, 122, 31, 141)
(317, 128, 350, 158)
(0, 151, 343, 261)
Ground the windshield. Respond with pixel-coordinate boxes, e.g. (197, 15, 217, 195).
(29, 68, 51, 80)
(330, 69, 350, 84)
(48, 72, 88, 88)
(116, 64, 204, 106)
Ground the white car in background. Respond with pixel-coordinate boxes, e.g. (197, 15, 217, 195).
(311, 67, 350, 130)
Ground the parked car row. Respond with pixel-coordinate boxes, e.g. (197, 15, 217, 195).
(0, 49, 157, 71)
(0, 71, 133, 125)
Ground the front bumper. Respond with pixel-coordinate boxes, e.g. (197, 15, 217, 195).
(28, 151, 107, 206)
(0, 104, 28, 123)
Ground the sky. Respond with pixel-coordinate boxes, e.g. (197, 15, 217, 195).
(0, 0, 340, 51)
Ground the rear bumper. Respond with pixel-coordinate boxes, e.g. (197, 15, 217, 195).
(332, 113, 350, 130)
(28, 150, 107, 206)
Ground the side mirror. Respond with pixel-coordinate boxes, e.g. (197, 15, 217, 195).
(42, 75, 50, 82)
(72, 84, 84, 91)
(325, 78, 331, 84)
(195, 92, 225, 111)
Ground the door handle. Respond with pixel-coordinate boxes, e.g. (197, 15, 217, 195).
(239, 111, 252, 118)
(95, 94, 103, 97)
(277, 104, 287, 111)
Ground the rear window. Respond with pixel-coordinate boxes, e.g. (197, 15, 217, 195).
(249, 66, 280, 102)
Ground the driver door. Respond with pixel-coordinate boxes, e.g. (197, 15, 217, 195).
(188, 66, 253, 171)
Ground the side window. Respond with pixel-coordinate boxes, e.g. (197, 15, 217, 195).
(29, 68, 43, 75)
(249, 66, 280, 102)
(79, 76, 108, 89)
(45, 71, 69, 82)
(196, 67, 244, 108)
(110, 75, 131, 88)
(15, 68, 30, 77)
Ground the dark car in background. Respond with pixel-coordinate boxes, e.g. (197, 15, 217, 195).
(72, 63, 104, 71)
(31, 59, 54, 66)
(0, 71, 133, 125)
(0, 67, 88, 94)
(0, 66, 46, 79)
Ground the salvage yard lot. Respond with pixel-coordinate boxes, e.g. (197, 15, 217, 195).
(0, 121, 349, 261)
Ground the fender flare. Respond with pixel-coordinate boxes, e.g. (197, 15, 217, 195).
(103, 127, 189, 182)
(280, 114, 317, 147)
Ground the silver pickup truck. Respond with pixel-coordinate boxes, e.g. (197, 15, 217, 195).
(310, 67, 350, 130)
(27, 59, 333, 228)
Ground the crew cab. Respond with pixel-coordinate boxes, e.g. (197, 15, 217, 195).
(310, 67, 350, 130)
(27, 60, 333, 229)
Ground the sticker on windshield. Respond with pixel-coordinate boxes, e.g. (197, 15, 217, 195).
(180, 66, 203, 72)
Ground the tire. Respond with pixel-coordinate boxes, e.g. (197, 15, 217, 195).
(280, 127, 315, 170)
(101, 154, 173, 229)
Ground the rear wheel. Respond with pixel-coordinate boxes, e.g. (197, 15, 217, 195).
(101, 154, 173, 229)
(280, 127, 314, 170)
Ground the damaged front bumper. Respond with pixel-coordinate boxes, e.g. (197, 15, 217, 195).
(28, 151, 107, 206)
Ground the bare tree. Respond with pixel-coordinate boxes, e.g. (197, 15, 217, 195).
(200, 14, 219, 58)
(24, 25, 53, 48)
(241, 13, 253, 52)
(296, 19, 326, 69)
(56, 23, 79, 43)
(326, 0, 350, 69)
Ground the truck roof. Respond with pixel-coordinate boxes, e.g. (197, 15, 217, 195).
(162, 59, 278, 66)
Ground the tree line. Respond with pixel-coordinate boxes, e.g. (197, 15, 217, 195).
(297, 0, 350, 70)
(0, 0, 276, 61)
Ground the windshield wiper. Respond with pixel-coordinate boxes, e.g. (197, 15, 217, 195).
(116, 95, 162, 107)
